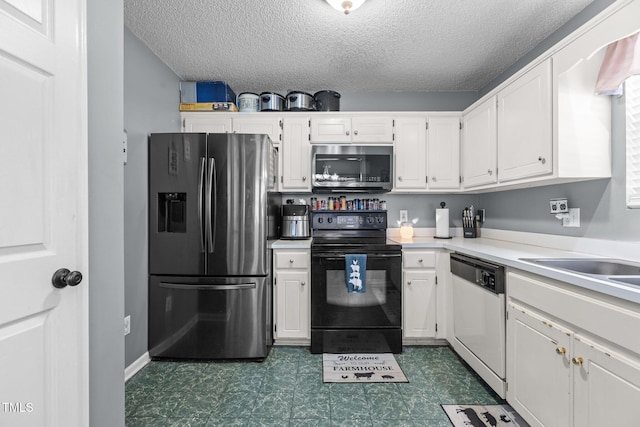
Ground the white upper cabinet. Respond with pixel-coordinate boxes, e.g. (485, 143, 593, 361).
(232, 116, 283, 144)
(310, 117, 352, 143)
(394, 116, 427, 190)
(351, 116, 395, 143)
(498, 59, 553, 182)
(310, 116, 394, 144)
(182, 114, 232, 133)
(281, 116, 312, 191)
(462, 96, 498, 188)
(428, 115, 461, 190)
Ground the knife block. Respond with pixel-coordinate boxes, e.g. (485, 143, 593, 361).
(463, 217, 478, 238)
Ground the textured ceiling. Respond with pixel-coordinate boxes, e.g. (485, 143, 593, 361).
(124, 0, 595, 95)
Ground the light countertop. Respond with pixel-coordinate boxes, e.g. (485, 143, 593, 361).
(272, 235, 640, 305)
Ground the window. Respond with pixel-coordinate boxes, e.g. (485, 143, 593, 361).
(627, 75, 640, 208)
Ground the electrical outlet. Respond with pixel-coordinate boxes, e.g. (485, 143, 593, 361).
(549, 198, 569, 214)
(399, 210, 408, 223)
(124, 315, 131, 336)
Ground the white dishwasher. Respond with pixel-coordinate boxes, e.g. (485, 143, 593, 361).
(450, 252, 506, 398)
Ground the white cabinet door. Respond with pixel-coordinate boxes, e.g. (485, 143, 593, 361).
(233, 116, 283, 144)
(274, 270, 310, 340)
(394, 116, 428, 190)
(428, 116, 461, 190)
(507, 303, 572, 427)
(0, 0, 89, 425)
(462, 96, 497, 188)
(282, 117, 311, 191)
(183, 115, 232, 133)
(310, 117, 351, 143)
(351, 116, 394, 143)
(403, 270, 437, 338)
(573, 336, 640, 427)
(498, 59, 553, 182)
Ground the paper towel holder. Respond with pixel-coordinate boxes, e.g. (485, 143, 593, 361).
(434, 201, 452, 240)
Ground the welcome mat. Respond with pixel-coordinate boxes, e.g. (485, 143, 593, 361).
(442, 404, 529, 427)
(322, 353, 408, 383)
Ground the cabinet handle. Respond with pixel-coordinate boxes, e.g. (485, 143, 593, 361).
(301, 281, 306, 286)
(354, 130, 358, 135)
(488, 169, 493, 176)
(302, 176, 307, 181)
(538, 156, 546, 164)
(407, 281, 412, 286)
(555, 347, 566, 355)
(572, 357, 584, 366)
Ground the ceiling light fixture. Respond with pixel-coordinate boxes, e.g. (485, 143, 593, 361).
(326, 0, 366, 15)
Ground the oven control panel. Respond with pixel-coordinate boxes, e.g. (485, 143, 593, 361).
(310, 211, 387, 230)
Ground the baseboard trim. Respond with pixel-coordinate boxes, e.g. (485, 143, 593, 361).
(125, 351, 150, 382)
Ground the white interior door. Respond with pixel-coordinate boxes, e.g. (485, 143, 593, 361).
(0, 0, 88, 425)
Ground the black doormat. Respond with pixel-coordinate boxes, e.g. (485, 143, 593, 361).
(442, 404, 529, 427)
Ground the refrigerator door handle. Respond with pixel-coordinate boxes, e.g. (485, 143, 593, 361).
(207, 157, 217, 253)
(159, 282, 257, 290)
(198, 157, 206, 252)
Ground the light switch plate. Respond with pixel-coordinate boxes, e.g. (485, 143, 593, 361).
(562, 208, 580, 227)
(399, 210, 408, 223)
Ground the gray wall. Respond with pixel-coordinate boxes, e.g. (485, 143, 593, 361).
(123, 28, 181, 366)
(340, 91, 478, 111)
(88, 0, 125, 425)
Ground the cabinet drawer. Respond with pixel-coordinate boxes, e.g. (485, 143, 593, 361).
(403, 251, 436, 268)
(275, 251, 310, 269)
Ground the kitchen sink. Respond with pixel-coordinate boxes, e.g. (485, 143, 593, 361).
(609, 276, 640, 287)
(521, 258, 640, 276)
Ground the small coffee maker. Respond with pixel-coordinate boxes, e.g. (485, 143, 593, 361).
(281, 204, 310, 239)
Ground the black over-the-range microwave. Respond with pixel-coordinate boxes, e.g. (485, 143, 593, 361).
(311, 144, 393, 193)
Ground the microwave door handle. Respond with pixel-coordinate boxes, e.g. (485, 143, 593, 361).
(198, 157, 206, 252)
(207, 157, 216, 253)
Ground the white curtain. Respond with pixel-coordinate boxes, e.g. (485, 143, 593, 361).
(596, 32, 640, 95)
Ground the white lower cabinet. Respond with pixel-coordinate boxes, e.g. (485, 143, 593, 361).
(507, 271, 640, 427)
(273, 249, 310, 343)
(402, 249, 437, 341)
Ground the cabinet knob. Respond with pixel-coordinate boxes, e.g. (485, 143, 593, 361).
(431, 176, 437, 182)
(289, 259, 294, 264)
(488, 169, 493, 176)
(302, 176, 307, 181)
(418, 259, 424, 263)
(407, 281, 412, 286)
(572, 357, 584, 366)
(538, 156, 546, 164)
(354, 130, 358, 135)
(345, 131, 350, 136)
(398, 176, 403, 182)
(301, 281, 306, 286)
(555, 347, 566, 355)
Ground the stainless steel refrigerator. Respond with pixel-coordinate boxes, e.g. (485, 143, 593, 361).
(148, 133, 280, 360)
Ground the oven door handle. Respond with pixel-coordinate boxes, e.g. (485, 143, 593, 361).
(313, 254, 401, 261)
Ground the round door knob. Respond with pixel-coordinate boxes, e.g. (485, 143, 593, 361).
(52, 268, 83, 289)
(572, 357, 584, 366)
(555, 347, 566, 355)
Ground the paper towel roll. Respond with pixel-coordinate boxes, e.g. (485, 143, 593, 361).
(435, 208, 449, 238)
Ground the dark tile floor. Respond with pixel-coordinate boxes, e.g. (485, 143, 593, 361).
(125, 346, 504, 426)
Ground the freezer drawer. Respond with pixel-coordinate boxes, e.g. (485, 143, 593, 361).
(148, 275, 272, 360)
